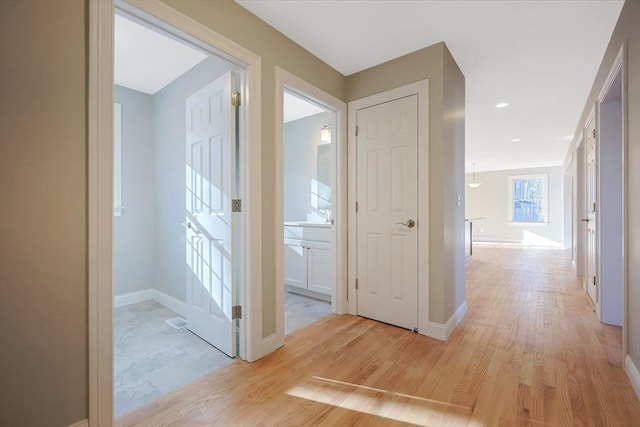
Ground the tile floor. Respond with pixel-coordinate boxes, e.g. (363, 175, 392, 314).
(113, 300, 235, 417)
(114, 292, 331, 417)
(284, 290, 332, 335)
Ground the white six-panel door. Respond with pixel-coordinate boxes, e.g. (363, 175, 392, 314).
(585, 118, 598, 307)
(356, 95, 418, 330)
(185, 71, 236, 357)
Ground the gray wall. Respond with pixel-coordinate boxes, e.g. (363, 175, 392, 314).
(564, 0, 640, 370)
(114, 85, 155, 296)
(465, 166, 564, 245)
(347, 42, 467, 324)
(283, 112, 332, 222)
(153, 56, 232, 301)
(0, 1, 88, 426)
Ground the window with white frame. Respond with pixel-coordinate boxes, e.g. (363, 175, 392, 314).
(508, 174, 548, 224)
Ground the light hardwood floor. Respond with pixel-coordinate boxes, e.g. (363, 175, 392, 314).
(116, 245, 640, 426)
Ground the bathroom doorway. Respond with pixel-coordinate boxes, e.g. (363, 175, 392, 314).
(274, 69, 348, 343)
(112, 9, 243, 418)
(281, 90, 334, 334)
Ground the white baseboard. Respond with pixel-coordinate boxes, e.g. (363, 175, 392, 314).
(428, 301, 468, 341)
(153, 289, 187, 317)
(625, 354, 640, 400)
(113, 289, 153, 308)
(285, 285, 331, 302)
(113, 288, 186, 317)
(66, 420, 88, 427)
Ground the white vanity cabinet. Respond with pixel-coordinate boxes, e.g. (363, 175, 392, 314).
(284, 223, 333, 297)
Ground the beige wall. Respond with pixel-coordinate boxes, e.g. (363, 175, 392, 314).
(564, 0, 640, 370)
(442, 46, 466, 321)
(347, 42, 466, 323)
(0, 1, 88, 426)
(161, 0, 346, 337)
(566, 0, 640, 370)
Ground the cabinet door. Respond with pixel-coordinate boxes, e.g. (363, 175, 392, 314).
(284, 238, 307, 289)
(307, 240, 333, 295)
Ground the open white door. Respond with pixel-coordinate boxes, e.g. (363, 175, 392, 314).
(584, 118, 597, 308)
(185, 71, 237, 357)
(356, 95, 418, 330)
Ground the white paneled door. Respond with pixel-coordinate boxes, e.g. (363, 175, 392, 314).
(185, 71, 237, 357)
(585, 118, 598, 308)
(356, 95, 418, 330)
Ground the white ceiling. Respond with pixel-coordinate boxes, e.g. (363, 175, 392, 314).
(114, 14, 207, 95)
(115, 15, 322, 122)
(237, 0, 624, 172)
(284, 92, 326, 123)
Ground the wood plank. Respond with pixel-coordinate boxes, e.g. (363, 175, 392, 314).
(116, 245, 640, 426)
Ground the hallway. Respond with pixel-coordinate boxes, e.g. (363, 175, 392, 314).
(116, 245, 640, 426)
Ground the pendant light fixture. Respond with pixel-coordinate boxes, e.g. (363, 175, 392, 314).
(468, 163, 481, 188)
(320, 124, 331, 142)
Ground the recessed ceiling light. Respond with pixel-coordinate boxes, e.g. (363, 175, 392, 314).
(495, 102, 509, 108)
(511, 138, 521, 142)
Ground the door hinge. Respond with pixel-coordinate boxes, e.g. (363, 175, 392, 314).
(593, 202, 596, 212)
(355, 125, 359, 136)
(355, 202, 359, 213)
(232, 199, 242, 212)
(593, 276, 597, 288)
(592, 128, 596, 138)
(355, 278, 359, 290)
(231, 92, 241, 107)
(232, 305, 242, 320)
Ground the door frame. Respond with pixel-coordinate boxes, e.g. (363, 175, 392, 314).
(573, 133, 584, 276)
(583, 107, 598, 311)
(274, 67, 348, 348)
(89, 0, 263, 425)
(347, 80, 431, 337)
(595, 44, 626, 348)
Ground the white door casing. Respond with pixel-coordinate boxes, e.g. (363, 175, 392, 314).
(356, 95, 419, 331)
(585, 116, 598, 308)
(91, 1, 264, 424)
(185, 71, 236, 357)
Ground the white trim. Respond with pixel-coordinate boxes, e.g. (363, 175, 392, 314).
(597, 46, 624, 102)
(113, 288, 186, 315)
(625, 355, 640, 400)
(428, 301, 468, 341)
(274, 67, 348, 349)
(583, 107, 598, 317)
(347, 80, 430, 336)
(286, 285, 331, 302)
(113, 289, 154, 308)
(90, 0, 263, 424)
(66, 420, 89, 427)
(473, 237, 525, 244)
(152, 289, 187, 317)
